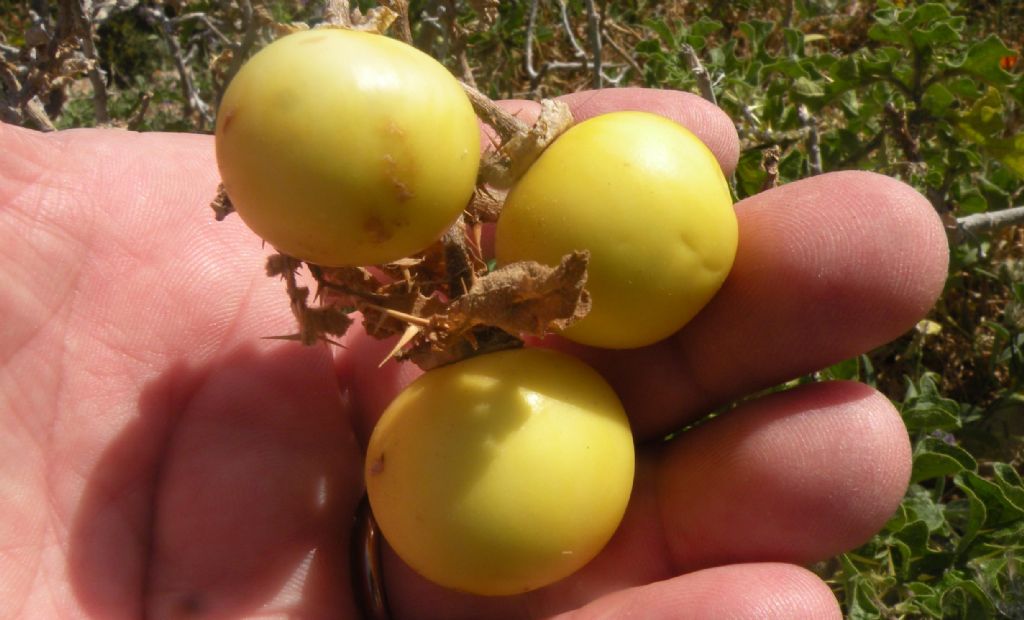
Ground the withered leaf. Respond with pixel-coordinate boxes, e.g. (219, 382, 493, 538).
(316, 265, 383, 307)
(445, 250, 591, 337)
(210, 184, 234, 221)
(398, 326, 523, 370)
(265, 254, 354, 346)
(296, 305, 354, 345)
(259, 223, 591, 370)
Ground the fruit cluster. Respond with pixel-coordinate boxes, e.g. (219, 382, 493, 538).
(214, 27, 737, 596)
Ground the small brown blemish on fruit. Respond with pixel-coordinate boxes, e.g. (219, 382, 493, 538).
(363, 215, 395, 242)
(220, 107, 237, 133)
(383, 154, 415, 202)
(383, 120, 406, 138)
(369, 453, 385, 475)
(393, 180, 413, 202)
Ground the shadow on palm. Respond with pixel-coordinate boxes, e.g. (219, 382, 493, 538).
(67, 344, 363, 618)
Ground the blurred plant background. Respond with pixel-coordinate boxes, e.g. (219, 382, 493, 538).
(2, 0, 1022, 617)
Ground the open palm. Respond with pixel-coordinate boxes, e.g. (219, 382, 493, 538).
(0, 89, 948, 619)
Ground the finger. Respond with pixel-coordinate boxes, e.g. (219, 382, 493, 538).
(555, 563, 841, 620)
(555, 170, 949, 439)
(379, 381, 904, 618)
(655, 381, 910, 572)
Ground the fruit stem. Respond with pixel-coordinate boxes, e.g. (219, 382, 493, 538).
(323, 0, 353, 27)
(461, 82, 528, 144)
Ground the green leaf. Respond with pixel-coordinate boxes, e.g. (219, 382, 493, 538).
(903, 485, 947, 532)
(634, 39, 661, 55)
(690, 17, 723, 39)
(911, 23, 961, 49)
(891, 518, 929, 557)
(761, 58, 810, 80)
(959, 35, 1016, 85)
(991, 463, 1024, 508)
(922, 82, 956, 116)
(903, 3, 952, 29)
(735, 149, 767, 199)
(889, 537, 915, 578)
(953, 476, 987, 553)
(959, 471, 1024, 527)
(792, 76, 824, 98)
(737, 20, 776, 60)
(901, 374, 962, 433)
(783, 28, 803, 57)
(952, 88, 1024, 178)
(645, 18, 676, 48)
(868, 23, 909, 47)
(979, 134, 1024, 178)
(955, 87, 1005, 143)
(911, 437, 978, 483)
(819, 356, 861, 381)
(907, 582, 944, 617)
(839, 554, 882, 618)
(945, 75, 983, 99)
(938, 571, 998, 618)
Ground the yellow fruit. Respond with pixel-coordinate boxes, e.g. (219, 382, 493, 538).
(215, 29, 480, 266)
(496, 111, 737, 349)
(365, 348, 634, 595)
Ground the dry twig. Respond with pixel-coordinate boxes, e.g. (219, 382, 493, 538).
(761, 145, 782, 192)
(956, 206, 1024, 240)
(680, 43, 716, 106)
(797, 104, 822, 175)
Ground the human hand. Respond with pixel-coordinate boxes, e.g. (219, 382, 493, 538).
(0, 89, 948, 619)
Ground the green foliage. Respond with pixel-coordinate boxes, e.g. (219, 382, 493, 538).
(638, 1, 1022, 208)
(636, 1, 1023, 616)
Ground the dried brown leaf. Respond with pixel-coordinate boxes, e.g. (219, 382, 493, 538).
(210, 183, 235, 221)
(445, 251, 590, 336)
(398, 326, 523, 370)
(265, 254, 354, 345)
(377, 239, 448, 289)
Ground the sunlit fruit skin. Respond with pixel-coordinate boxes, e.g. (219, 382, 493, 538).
(215, 29, 480, 267)
(365, 348, 635, 596)
(495, 111, 738, 349)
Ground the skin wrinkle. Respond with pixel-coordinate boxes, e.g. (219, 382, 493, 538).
(0, 207, 91, 368)
(0, 458, 47, 617)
